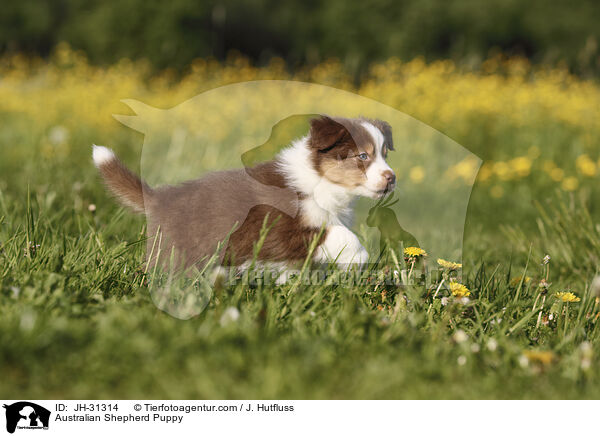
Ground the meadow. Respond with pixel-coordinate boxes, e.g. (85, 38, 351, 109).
(1, 46, 600, 398)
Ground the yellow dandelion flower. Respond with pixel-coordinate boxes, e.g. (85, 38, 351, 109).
(477, 163, 493, 182)
(509, 156, 532, 178)
(449, 282, 471, 298)
(555, 291, 581, 303)
(523, 350, 554, 365)
(404, 247, 427, 257)
(437, 258, 462, 270)
(493, 161, 511, 181)
(576, 154, 597, 177)
(446, 156, 479, 183)
(561, 176, 579, 191)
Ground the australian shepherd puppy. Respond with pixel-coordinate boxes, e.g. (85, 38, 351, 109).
(93, 115, 396, 275)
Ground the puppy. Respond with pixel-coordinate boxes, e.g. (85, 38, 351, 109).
(93, 115, 395, 274)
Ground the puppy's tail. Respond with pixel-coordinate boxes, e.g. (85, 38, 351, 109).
(92, 145, 151, 214)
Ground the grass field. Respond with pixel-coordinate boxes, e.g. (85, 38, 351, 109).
(1, 47, 600, 399)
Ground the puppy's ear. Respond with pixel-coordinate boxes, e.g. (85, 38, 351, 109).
(309, 115, 350, 151)
(370, 119, 394, 151)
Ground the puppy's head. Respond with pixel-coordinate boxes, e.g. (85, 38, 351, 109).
(309, 115, 395, 198)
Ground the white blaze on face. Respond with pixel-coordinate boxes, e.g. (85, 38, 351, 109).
(359, 121, 394, 197)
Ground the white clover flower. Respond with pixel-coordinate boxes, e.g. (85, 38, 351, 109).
(580, 341, 593, 358)
(487, 338, 498, 352)
(10, 286, 20, 298)
(219, 307, 240, 326)
(453, 329, 468, 343)
(20, 311, 36, 331)
(518, 355, 529, 368)
(48, 125, 69, 145)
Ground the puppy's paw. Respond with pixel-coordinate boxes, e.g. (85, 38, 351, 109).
(314, 225, 369, 269)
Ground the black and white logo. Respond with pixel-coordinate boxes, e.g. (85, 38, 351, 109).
(3, 402, 50, 434)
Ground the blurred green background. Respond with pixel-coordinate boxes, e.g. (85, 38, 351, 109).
(1, 0, 599, 75)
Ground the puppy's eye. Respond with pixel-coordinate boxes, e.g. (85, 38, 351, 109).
(357, 152, 369, 161)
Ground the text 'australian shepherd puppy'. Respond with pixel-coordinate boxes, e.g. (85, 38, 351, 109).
(93, 115, 396, 277)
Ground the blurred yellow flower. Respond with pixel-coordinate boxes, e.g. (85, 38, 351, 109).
(449, 282, 471, 298)
(561, 176, 579, 191)
(555, 291, 580, 303)
(437, 258, 462, 270)
(509, 156, 532, 178)
(523, 350, 554, 365)
(446, 157, 480, 184)
(576, 154, 597, 177)
(477, 163, 493, 182)
(409, 166, 425, 183)
(1, 44, 599, 203)
(404, 247, 427, 257)
(510, 275, 532, 287)
(493, 161, 511, 180)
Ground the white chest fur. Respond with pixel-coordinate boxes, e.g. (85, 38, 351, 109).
(277, 136, 369, 269)
(313, 225, 369, 267)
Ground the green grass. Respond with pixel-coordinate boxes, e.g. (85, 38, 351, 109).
(1, 63, 600, 398)
(2, 149, 600, 400)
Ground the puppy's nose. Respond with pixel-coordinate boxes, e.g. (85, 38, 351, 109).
(383, 170, 396, 185)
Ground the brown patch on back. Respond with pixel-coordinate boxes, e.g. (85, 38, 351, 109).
(144, 161, 325, 270)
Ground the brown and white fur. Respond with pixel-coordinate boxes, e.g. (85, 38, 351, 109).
(93, 115, 395, 275)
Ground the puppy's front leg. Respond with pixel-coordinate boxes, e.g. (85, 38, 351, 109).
(314, 225, 369, 268)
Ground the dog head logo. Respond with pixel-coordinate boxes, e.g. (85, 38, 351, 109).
(3, 402, 50, 433)
(111, 81, 481, 318)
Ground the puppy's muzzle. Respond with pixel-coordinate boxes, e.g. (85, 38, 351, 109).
(383, 170, 396, 191)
